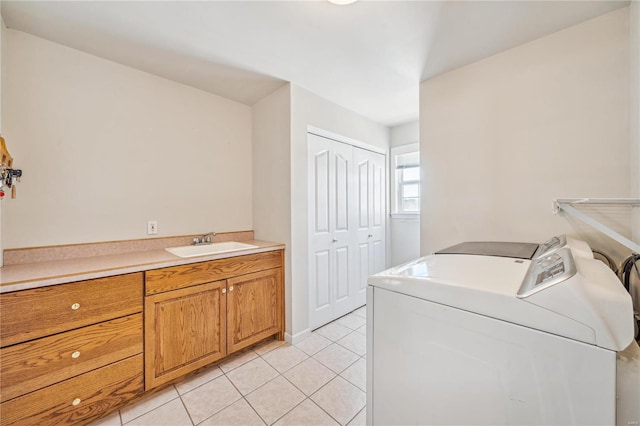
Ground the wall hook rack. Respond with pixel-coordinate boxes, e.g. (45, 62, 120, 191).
(0, 135, 23, 199)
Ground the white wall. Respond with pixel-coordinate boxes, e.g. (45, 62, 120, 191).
(420, 8, 631, 255)
(252, 83, 292, 335)
(390, 121, 419, 149)
(2, 30, 253, 248)
(289, 84, 388, 340)
(389, 120, 420, 266)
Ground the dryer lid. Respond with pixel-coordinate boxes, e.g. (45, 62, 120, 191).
(435, 241, 539, 260)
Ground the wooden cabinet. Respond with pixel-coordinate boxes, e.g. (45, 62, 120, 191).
(0, 247, 284, 423)
(144, 250, 284, 390)
(0, 273, 144, 426)
(145, 281, 227, 389)
(227, 268, 282, 353)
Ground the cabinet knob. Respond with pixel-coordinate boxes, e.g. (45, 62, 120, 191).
(222, 288, 227, 294)
(368, 234, 373, 238)
(71, 351, 81, 359)
(72, 398, 81, 406)
(71, 303, 80, 310)
(229, 286, 234, 292)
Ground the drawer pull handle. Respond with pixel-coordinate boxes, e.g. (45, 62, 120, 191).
(71, 351, 81, 359)
(222, 288, 226, 294)
(71, 303, 80, 310)
(72, 398, 81, 406)
(229, 286, 234, 292)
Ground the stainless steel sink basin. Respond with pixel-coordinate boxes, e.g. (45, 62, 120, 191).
(166, 241, 258, 258)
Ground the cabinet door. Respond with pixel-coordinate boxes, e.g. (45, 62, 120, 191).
(227, 268, 282, 354)
(144, 281, 226, 389)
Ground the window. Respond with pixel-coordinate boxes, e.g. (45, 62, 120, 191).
(391, 143, 420, 215)
(391, 143, 420, 216)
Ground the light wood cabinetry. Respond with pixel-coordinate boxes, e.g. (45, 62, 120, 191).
(227, 268, 282, 353)
(0, 273, 144, 426)
(0, 246, 284, 424)
(145, 280, 227, 389)
(144, 250, 284, 390)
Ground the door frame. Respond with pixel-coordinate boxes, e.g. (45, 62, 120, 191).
(308, 126, 387, 156)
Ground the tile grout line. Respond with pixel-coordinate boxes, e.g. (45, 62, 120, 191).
(175, 384, 197, 426)
(109, 307, 366, 426)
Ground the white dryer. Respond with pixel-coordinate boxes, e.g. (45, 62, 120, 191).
(367, 242, 638, 425)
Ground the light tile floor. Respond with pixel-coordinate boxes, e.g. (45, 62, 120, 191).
(90, 306, 367, 426)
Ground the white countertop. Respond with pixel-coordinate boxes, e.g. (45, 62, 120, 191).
(0, 240, 285, 293)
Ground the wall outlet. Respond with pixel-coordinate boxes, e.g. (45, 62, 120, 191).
(147, 220, 158, 235)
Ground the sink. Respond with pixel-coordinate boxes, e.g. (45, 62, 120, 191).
(166, 241, 259, 258)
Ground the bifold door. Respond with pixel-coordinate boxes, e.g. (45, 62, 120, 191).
(308, 133, 386, 330)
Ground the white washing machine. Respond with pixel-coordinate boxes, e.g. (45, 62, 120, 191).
(367, 241, 639, 425)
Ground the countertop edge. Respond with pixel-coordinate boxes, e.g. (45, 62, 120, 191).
(0, 241, 285, 294)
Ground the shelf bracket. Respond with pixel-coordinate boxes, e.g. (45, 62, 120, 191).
(552, 198, 640, 253)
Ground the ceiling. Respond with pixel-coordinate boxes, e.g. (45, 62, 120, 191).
(1, 0, 629, 126)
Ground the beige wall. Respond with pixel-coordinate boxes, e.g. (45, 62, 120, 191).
(252, 83, 292, 336)
(2, 30, 253, 248)
(289, 84, 389, 341)
(420, 8, 631, 255)
(0, 11, 4, 266)
(631, 1, 639, 244)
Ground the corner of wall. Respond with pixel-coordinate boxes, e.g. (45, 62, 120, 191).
(631, 2, 640, 243)
(251, 82, 293, 335)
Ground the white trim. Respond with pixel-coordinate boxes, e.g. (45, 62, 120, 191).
(391, 213, 420, 220)
(307, 125, 387, 155)
(285, 328, 312, 345)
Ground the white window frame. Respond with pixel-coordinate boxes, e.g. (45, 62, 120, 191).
(390, 143, 420, 219)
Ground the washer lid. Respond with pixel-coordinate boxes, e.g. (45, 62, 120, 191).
(435, 241, 539, 260)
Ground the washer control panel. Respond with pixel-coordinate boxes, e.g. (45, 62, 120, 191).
(518, 247, 576, 298)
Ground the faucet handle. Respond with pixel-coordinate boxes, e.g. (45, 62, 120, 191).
(204, 235, 212, 243)
(193, 237, 201, 245)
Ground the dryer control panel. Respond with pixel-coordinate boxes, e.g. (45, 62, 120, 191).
(517, 248, 577, 298)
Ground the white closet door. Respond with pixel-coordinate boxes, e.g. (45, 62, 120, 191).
(308, 134, 355, 329)
(353, 147, 386, 306)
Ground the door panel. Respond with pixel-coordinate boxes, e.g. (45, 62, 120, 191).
(373, 164, 384, 228)
(358, 161, 369, 229)
(314, 151, 330, 234)
(315, 251, 331, 309)
(336, 247, 350, 301)
(335, 154, 349, 232)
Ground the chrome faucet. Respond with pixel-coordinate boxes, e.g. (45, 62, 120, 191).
(193, 232, 216, 245)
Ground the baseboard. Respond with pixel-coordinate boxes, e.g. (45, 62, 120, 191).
(285, 328, 312, 345)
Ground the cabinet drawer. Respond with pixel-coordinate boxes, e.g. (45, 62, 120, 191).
(146, 250, 283, 295)
(0, 354, 143, 426)
(1, 314, 143, 402)
(0, 273, 143, 347)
